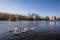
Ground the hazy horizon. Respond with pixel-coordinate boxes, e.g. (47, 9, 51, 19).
(0, 0, 60, 17)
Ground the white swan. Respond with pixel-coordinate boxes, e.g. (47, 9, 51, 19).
(13, 27, 20, 34)
(30, 27, 34, 31)
(14, 27, 18, 30)
(22, 27, 29, 32)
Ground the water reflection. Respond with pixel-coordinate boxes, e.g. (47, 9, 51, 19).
(26, 21, 57, 31)
(49, 21, 56, 26)
(0, 21, 59, 33)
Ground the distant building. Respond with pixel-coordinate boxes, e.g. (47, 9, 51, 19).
(45, 16, 49, 20)
(9, 15, 17, 21)
(32, 13, 38, 19)
(15, 15, 19, 21)
(50, 16, 56, 20)
(28, 13, 41, 20)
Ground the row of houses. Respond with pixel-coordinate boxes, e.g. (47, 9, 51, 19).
(0, 12, 58, 21)
(9, 14, 56, 21)
(8, 13, 58, 21)
(28, 13, 56, 21)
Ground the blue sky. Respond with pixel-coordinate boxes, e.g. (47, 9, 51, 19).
(0, 0, 60, 17)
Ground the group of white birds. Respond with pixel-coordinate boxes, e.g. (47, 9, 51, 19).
(9, 27, 35, 34)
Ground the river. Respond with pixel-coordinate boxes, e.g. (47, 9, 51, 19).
(0, 21, 60, 40)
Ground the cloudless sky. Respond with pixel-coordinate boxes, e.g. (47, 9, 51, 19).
(0, 0, 60, 17)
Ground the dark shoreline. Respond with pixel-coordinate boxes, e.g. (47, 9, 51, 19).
(9, 33, 60, 40)
(9, 30, 60, 40)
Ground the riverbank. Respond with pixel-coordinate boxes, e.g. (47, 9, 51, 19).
(9, 31, 60, 40)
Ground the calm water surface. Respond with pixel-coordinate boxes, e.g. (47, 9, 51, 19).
(0, 21, 60, 40)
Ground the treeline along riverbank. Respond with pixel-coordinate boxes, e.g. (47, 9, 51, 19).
(0, 12, 60, 21)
